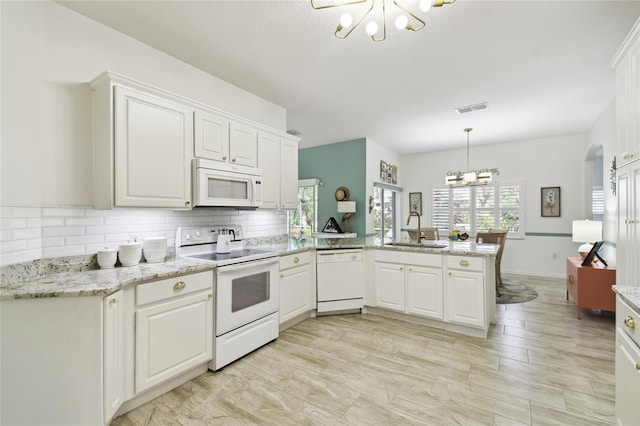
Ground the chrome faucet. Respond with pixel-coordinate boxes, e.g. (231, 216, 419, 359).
(406, 212, 422, 244)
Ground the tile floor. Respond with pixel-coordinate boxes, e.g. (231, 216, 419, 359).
(112, 275, 616, 425)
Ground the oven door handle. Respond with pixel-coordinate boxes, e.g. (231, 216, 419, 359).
(216, 257, 278, 274)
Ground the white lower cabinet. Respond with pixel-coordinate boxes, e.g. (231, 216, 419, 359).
(135, 272, 213, 393)
(374, 250, 443, 319)
(445, 256, 485, 328)
(374, 262, 405, 312)
(615, 297, 640, 425)
(279, 252, 314, 324)
(104, 290, 125, 424)
(406, 265, 444, 319)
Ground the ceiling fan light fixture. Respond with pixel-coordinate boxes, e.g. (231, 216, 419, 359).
(311, 0, 455, 42)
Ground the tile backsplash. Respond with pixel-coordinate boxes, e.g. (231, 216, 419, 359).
(0, 206, 288, 266)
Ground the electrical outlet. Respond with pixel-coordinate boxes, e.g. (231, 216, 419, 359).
(552, 253, 558, 260)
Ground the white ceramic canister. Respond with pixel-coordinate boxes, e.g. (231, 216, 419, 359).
(118, 242, 142, 267)
(142, 237, 167, 263)
(97, 248, 117, 269)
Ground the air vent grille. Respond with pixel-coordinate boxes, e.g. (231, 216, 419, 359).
(455, 102, 488, 114)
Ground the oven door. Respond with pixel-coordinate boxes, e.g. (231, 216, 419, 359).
(215, 257, 279, 336)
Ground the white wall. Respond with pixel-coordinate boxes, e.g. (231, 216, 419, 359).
(0, 1, 289, 266)
(365, 138, 402, 237)
(401, 133, 587, 278)
(585, 101, 617, 261)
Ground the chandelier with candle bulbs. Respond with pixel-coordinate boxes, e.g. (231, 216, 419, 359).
(311, 0, 456, 42)
(446, 128, 499, 187)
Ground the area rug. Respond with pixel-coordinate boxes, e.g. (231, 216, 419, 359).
(496, 279, 538, 304)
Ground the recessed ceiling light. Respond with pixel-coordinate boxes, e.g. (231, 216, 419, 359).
(455, 102, 489, 114)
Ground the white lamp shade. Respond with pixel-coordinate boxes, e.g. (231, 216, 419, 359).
(572, 220, 602, 243)
(338, 201, 356, 213)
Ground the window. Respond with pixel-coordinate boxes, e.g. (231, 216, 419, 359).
(432, 181, 524, 239)
(373, 184, 398, 243)
(288, 179, 319, 239)
(592, 185, 604, 221)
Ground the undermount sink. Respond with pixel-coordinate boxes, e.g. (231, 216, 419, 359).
(385, 242, 447, 249)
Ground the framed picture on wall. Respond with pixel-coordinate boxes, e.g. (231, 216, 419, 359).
(541, 186, 561, 217)
(409, 192, 422, 215)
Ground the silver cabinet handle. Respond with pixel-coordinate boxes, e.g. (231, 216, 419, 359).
(173, 281, 186, 290)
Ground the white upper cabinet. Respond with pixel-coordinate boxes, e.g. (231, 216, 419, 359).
(612, 18, 640, 166)
(194, 110, 229, 162)
(194, 110, 258, 168)
(258, 132, 299, 210)
(230, 121, 258, 168)
(92, 73, 193, 209)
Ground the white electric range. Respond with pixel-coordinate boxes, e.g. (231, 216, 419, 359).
(176, 225, 279, 370)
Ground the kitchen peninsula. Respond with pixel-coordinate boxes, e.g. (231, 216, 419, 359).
(0, 238, 497, 425)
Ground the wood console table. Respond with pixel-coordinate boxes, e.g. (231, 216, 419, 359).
(566, 257, 616, 319)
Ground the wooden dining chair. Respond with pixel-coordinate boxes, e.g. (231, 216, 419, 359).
(477, 230, 508, 296)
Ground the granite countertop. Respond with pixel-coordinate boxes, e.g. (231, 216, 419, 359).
(613, 285, 640, 314)
(1, 237, 497, 300)
(0, 256, 215, 300)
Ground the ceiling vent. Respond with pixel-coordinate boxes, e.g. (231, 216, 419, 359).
(287, 129, 302, 136)
(455, 102, 488, 114)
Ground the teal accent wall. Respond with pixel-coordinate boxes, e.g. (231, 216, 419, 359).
(299, 139, 367, 236)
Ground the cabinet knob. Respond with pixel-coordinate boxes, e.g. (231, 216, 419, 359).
(636, 363, 640, 371)
(232, 158, 236, 163)
(624, 315, 636, 329)
(294, 257, 299, 264)
(185, 201, 190, 206)
(109, 298, 118, 305)
(222, 156, 227, 160)
(208, 293, 213, 299)
(459, 260, 469, 267)
(400, 267, 404, 271)
(173, 281, 186, 290)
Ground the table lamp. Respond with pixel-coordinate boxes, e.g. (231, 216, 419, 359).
(338, 201, 356, 234)
(572, 220, 602, 259)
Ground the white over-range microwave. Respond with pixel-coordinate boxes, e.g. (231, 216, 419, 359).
(193, 158, 263, 208)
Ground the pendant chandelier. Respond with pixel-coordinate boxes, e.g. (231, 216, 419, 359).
(446, 128, 499, 187)
(310, 0, 456, 42)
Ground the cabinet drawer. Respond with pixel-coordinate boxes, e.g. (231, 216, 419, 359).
(136, 271, 213, 306)
(617, 297, 640, 347)
(375, 250, 442, 268)
(280, 251, 311, 270)
(446, 255, 483, 272)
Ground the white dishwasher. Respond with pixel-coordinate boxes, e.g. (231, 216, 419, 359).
(316, 248, 364, 313)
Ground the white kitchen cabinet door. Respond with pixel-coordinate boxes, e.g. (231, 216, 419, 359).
(614, 20, 640, 166)
(280, 263, 313, 324)
(135, 290, 213, 393)
(257, 132, 300, 210)
(374, 262, 405, 312)
(446, 269, 484, 328)
(103, 290, 124, 424)
(258, 132, 281, 209)
(280, 137, 300, 209)
(194, 110, 230, 163)
(114, 86, 193, 208)
(617, 162, 640, 287)
(615, 328, 640, 426)
(406, 265, 443, 320)
(229, 121, 258, 168)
